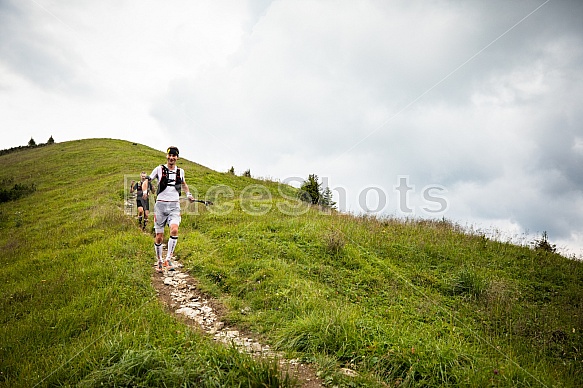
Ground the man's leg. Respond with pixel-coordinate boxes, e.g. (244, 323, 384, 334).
(154, 232, 165, 271)
(137, 207, 144, 227)
(164, 203, 182, 268)
(153, 202, 167, 272)
(143, 210, 149, 231)
(166, 224, 179, 261)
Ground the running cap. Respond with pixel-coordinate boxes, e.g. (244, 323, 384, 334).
(167, 146, 179, 156)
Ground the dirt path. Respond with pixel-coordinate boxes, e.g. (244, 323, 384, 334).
(151, 258, 324, 388)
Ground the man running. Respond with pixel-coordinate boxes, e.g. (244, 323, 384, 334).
(142, 146, 195, 272)
(130, 172, 153, 230)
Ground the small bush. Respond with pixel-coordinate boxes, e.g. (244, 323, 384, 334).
(532, 231, 557, 253)
(0, 180, 36, 203)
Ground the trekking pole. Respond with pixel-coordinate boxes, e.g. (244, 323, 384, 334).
(193, 199, 213, 206)
(179, 198, 213, 206)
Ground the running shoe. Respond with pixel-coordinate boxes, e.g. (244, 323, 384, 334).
(163, 259, 175, 271)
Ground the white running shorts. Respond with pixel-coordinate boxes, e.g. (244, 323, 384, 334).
(153, 201, 181, 233)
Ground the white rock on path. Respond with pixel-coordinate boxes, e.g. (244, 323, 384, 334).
(159, 266, 279, 358)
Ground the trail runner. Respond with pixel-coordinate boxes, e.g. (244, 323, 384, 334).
(130, 172, 153, 230)
(143, 146, 195, 272)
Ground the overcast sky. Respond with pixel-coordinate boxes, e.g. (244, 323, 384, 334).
(1, 0, 582, 255)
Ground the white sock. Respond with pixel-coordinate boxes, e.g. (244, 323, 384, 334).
(167, 236, 178, 259)
(155, 243, 163, 261)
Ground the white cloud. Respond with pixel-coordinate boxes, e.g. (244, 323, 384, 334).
(1, 0, 582, 255)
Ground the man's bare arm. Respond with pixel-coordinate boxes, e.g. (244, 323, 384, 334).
(142, 179, 149, 198)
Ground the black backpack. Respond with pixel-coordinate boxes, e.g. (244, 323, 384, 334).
(157, 165, 182, 194)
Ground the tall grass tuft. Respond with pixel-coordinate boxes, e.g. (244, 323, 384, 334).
(324, 229, 345, 256)
(448, 268, 489, 299)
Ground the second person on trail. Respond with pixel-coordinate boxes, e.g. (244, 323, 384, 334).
(130, 171, 153, 231)
(142, 146, 195, 272)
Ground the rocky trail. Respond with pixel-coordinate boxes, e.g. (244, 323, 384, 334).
(151, 254, 324, 388)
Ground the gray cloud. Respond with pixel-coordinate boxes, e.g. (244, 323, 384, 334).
(1, 0, 582, 253)
(0, 0, 89, 93)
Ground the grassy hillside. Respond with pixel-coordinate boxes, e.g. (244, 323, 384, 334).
(1, 138, 581, 387)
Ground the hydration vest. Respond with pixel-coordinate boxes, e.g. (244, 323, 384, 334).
(134, 181, 152, 195)
(157, 165, 182, 195)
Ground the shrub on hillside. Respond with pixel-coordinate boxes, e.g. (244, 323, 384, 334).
(532, 231, 557, 253)
(0, 179, 36, 203)
(299, 174, 336, 208)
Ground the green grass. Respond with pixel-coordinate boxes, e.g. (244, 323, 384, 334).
(1, 138, 582, 387)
